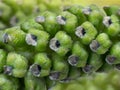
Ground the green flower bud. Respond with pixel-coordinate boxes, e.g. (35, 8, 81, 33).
(56, 11, 77, 35)
(0, 49, 7, 72)
(35, 11, 60, 36)
(90, 33, 112, 54)
(83, 5, 105, 31)
(75, 21, 97, 45)
(49, 31, 72, 56)
(25, 29, 49, 52)
(68, 41, 88, 67)
(88, 10, 104, 31)
(3, 26, 26, 47)
(4, 52, 28, 78)
(49, 53, 69, 81)
(29, 53, 51, 77)
(82, 7, 92, 15)
(103, 15, 120, 36)
(9, 11, 26, 26)
(66, 5, 87, 24)
(82, 53, 103, 73)
(20, 18, 44, 32)
(24, 72, 47, 90)
(0, 74, 19, 90)
(106, 42, 120, 64)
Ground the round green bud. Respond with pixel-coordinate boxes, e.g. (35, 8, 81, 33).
(49, 31, 72, 56)
(75, 21, 97, 45)
(4, 52, 28, 78)
(90, 33, 112, 54)
(29, 53, 51, 77)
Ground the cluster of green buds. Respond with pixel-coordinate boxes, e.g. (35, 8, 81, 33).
(0, 0, 65, 29)
(0, 3, 120, 90)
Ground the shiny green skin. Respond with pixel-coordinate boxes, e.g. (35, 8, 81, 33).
(24, 72, 47, 90)
(51, 31, 72, 56)
(33, 53, 51, 77)
(27, 29, 49, 52)
(20, 18, 44, 32)
(104, 15, 120, 37)
(66, 5, 87, 24)
(77, 21, 98, 45)
(39, 11, 60, 36)
(0, 74, 19, 90)
(70, 41, 88, 67)
(5, 52, 28, 78)
(92, 33, 112, 54)
(59, 11, 77, 35)
(0, 49, 6, 72)
(4, 26, 26, 47)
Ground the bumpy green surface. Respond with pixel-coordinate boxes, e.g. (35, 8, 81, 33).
(1, 2, 120, 90)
